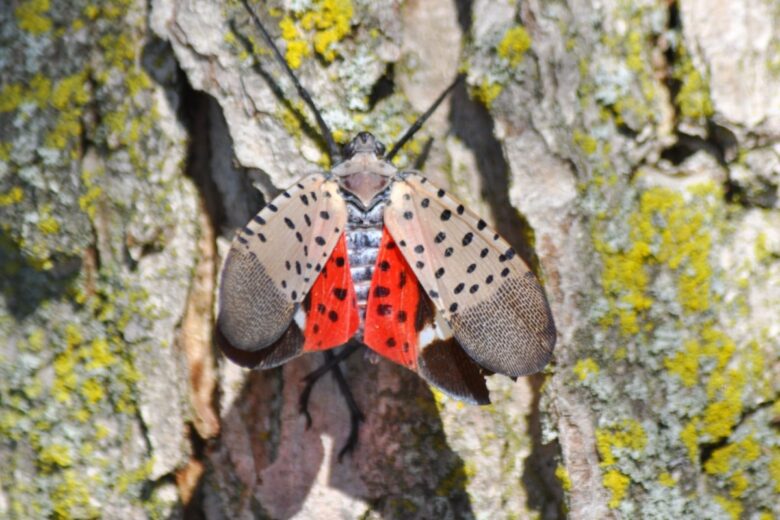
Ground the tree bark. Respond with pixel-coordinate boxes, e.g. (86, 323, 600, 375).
(1, 0, 778, 519)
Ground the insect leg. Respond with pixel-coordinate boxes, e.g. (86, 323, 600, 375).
(298, 341, 361, 428)
(327, 352, 366, 462)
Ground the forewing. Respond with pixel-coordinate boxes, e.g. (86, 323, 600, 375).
(217, 173, 347, 353)
(384, 173, 556, 377)
(364, 227, 490, 404)
(301, 233, 360, 351)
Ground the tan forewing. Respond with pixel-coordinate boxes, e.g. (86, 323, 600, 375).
(384, 172, 556, 377)
(217, 173, 347, 352)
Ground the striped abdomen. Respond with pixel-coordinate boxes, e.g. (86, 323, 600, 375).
(345, 201, 385, 336)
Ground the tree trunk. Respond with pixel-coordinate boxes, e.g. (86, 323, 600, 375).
(1, 0, 778, 518)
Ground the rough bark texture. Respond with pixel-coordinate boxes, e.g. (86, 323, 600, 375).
(1, 0, 778, 519)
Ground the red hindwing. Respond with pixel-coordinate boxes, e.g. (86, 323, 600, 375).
(303, 234, 360, 351)
(363, 227, 421, 369)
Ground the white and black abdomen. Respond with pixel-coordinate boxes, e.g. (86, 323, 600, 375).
(343, 195, 386, 333)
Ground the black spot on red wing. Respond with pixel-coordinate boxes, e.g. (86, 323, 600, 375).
(315, 236, 326, 246)
(284, 217, 295, 229)
(421, 198, 430, 208)
(333, 288, 348, 300)
(397, 310, 407, 323)
(317, 303, 327, 314)
(403, 342, 410, 353)
(467, 263, 477, 273)
(501, 267, 510, 277)
(313, 324, 320, 333)
(399, 271, 407, 288)
(462, 232, 474, 246)
(444, 247, 454, 257)
(469, 284, 479, 294)
(253, 215, 266, 225)
(335, 256, 345, 267)
(449, 302, 458, 313)
(454, 283, 465, 294)
(440, 209, 452, 221)
(386, 337, 397, 347)
(386, 241, 396, 250)
(328, 310, 339, 322)
(377, 304, 392, 316)
(434, 231, 446, 243)
(379, 260, 391, 271)
(322, 266, 328, 276)
(320, 210, 330, 219)
(374, 286, 391, 297)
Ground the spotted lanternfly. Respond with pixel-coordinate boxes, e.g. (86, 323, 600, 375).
(217, 0, 556, 458)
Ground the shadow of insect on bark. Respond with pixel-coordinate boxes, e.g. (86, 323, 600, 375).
(145, 29, 477, 518)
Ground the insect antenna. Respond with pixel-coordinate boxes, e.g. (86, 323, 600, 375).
(385, 75, 462, 162)
(240, 0, 341, 164)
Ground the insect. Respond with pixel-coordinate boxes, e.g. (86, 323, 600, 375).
(216, 0, 556, 458)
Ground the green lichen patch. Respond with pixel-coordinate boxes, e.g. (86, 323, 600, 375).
(1, 1, 191, 517)
(671, 45, 714, 121)
(579, 175, 779, 516)
(267, 0, 354, 69)
(464, 14, 535, 108)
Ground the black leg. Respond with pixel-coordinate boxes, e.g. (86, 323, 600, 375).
(298, 342, 361, 428)
(327, 353, 366, 461)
